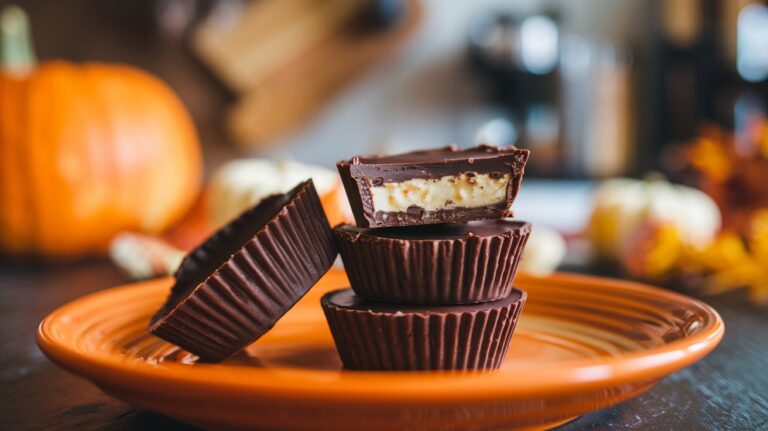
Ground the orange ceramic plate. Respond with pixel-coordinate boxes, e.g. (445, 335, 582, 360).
(37, 269, 723, 431)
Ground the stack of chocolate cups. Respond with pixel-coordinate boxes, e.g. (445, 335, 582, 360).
(322, 145, 532, 371)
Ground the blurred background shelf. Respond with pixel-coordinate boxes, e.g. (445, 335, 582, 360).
(11, 0, 767, 178)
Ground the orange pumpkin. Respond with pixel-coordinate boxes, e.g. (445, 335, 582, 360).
(0, 6, 203, 258)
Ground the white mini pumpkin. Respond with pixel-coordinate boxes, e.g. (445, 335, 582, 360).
(588, 176, 721, 260)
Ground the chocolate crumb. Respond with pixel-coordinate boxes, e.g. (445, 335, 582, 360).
(406, 206, 425, 219)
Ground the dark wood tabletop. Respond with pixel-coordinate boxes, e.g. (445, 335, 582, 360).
(1, 259, 767, 430)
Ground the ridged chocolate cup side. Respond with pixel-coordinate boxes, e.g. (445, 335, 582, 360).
(334, 221, 531, 305)
(321, 288, 526, 371)
(149, 180, 337, 362)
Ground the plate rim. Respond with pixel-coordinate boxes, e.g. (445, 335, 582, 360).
(36, 270, 724, 402)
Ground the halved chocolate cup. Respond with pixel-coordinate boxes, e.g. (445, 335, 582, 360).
(149, 180, 337, 362)
(334, 220, 531, 305)
(322, 288, 526, 371)
(336, 145, 529, 228)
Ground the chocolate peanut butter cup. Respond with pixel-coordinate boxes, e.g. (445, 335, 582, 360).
(334, 220, 531, 304)
(149, 180, 337, 362)
(322, 288, 526, 371)
(337, 144, 529, 228)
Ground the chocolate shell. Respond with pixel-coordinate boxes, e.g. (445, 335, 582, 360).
(322, 288, 526, 371)
(334, 220, 531, 304)
(149, 180, 337, 362)
(336, 144, 529, 228)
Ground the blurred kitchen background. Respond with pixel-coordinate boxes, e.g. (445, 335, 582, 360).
(3, 0, 768, 300)
(10, 0, 766, 174)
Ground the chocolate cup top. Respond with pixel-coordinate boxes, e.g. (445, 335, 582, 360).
(336, 144, 529, 228)
(335, 220, 531, 242)
(322, 287, 524, 314)
(338, 144, 529, 181)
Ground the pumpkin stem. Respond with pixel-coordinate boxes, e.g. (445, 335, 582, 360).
(1, 5, 36, 75)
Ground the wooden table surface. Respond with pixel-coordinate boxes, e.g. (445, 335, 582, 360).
(1, 259, 766, 431)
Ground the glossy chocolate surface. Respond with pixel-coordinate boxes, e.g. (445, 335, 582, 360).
(336, 144, 529, 227)
(340, 144, 529, 181)
(323, 287, 524, 313)
(149, 180, 337, 362)
(336, 220, 531, 240)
